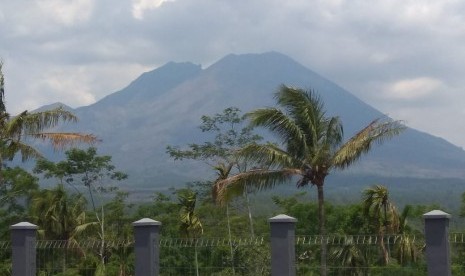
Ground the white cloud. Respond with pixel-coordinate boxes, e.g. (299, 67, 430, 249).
(3, 0, 465, 147)
(384, 77, 443, 100)
(37, 0, 94, 26)
(132, 0, 175, 19)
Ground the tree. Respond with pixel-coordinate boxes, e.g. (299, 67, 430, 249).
(31, 184, 94, 241)
(167, 107, 263, 236)
(363, 185, 399, 265)
(34, 147, 127, 271)
(331, 236, 368, 275)
(103, 191, 134, 276)
(393, 205, 420, 266)
(215, 85, 404, 275)
(0, 62, 97, 185)
(178, 189, 203, 276)
(0, 166, 39, 238)
(30, 184, 96, 273)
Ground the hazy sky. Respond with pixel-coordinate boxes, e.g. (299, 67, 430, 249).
(1, 0, 465, 148)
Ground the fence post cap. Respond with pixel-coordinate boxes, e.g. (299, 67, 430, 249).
(10, 222, 38, 230)
(423, 209, 451, 219)
(133, 218, 161, 226)
(268, 214, 297, 223)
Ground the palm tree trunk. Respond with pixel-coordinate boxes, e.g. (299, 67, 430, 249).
(0, 154, 4, 186)
(244, 185, 255, 237)
(100, 204, 105, 268)
(226, 205, 236, 275)
(380, 230, 389, 265)
(194, 241, 200, 276)
(317, 184, 327, 276)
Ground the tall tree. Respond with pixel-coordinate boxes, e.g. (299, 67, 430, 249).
(215, 85, 404, 275)
(363, 185, 399, 265)
(393, 205, 420, 266)
(167, 107, 262, 236)
(34, 147, 127, 271)
(178, 189, 203, 276)
(0, 166, 39, 238)
(30, 184, 96, 272)
(0, 62, 97, 185)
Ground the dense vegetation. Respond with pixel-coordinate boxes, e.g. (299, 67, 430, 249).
(1, 158, 465, 275)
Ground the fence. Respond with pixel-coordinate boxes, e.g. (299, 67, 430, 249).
(4, 210, 456, 275)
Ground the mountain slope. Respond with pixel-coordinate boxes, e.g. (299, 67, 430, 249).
(53, 52, 465, 188)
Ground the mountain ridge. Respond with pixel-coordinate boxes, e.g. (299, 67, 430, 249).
(43, 51, 465, 188)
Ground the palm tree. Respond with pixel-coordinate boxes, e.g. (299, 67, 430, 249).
(0, 62, 97, 185)
(393, 205, 420, 266)
(178, 189, 203, 276)
(331, 236, 367, 275)
(215, 85, 404, 275)
(363, 185, 399, 265)
(31, 184, 95, 241)
(30, 184, 97, 272)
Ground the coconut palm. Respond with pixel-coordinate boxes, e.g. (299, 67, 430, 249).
(215, 85, 404, 275)
(0, 62, 97, 185)
(178, 189, 203, 276)
(31, 184, 95, 241)
(363, 185, 399, 265)
(331, 236, 367, 275)
(30, 184, 97, 272)
(393, 205, 420, 266)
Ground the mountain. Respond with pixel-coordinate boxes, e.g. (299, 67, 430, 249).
(50, 52, 465, 196)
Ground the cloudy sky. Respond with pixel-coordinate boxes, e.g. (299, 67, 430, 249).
(1, 0, 465, 148)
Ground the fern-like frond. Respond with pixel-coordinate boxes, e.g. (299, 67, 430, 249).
(276, 86, 325, 143)
(22, 107, 78, 134)
(30, 133, 99, 150)
(4, 110, 28, 140)
(247, 108, 308, 155)
(5, 140, 43, 161)
(238, 142, 299, 169)
(214, 168, 301, 205)
(332, 119, 405, 169)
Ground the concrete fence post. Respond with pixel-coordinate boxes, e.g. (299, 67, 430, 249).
(133, 218, 161, 276)
(10, 222, 38, 276)
(269, 214, 297, 276)
(424, 210, 451, 276)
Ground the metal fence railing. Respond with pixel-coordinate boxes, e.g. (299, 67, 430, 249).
(0, 234, 462, 275)
(2, 212, 461, 275)
(295, 234, 427, 275)
(159, 237, 270, 275)
(36, 239, 134, 276)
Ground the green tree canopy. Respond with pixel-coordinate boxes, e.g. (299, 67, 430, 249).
(215, 85, 404, 275)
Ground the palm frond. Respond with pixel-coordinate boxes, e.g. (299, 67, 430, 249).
(73, 221, 99, 236)
(332, 119, 405, 169)
(323, 116, 343, 149)
(4, 110, 28, 139)
(22, 107, 78, 134)
(238, 142, 299, 169)
(247, 107, 309, 155)
(275, 86, 329, 149)
(214, 168, 300, 205)
(30, 132, 99, 150)
(5, 140, 43, 161)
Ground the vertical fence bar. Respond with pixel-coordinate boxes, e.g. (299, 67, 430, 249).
(133, 218, 161, 276)
(269, 214, 297, 276)
(424, 210, 451, 276)
(10, 222, 37, 276)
